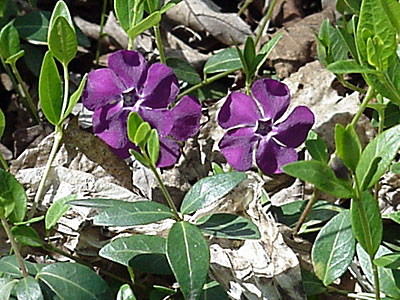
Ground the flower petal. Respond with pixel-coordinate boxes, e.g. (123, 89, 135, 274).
(251, 78, 290, 121)
(92, 102, 130, 149)
(218, 92, 262, 129)
(218, 127, 259, 171)
(169, 96, 202, 141)
(82, 69, 126, 111)
(274, 106, 315, 148)
(108, 50, 148, 89)
(157, 137, 181, 168)
(256, 138, 297, 174)
(140, 63, 179, 109)
(137, 107, 173, 138)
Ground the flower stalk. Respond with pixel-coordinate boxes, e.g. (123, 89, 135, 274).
(154, 24, 166, 64)
(351, 87, 375, 127)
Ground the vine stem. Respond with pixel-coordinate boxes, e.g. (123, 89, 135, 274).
(0, 152, 9, 170)
(27, 126, 63, 219)
(95, 0, 108, 66)
(254, 0, 278, 47)
(238, 0, 254, 16)
(0, 214, 28, 277)
(351, 86, 375, 127)
(293, 189, 319, 236)
(154, 24, 166, 64)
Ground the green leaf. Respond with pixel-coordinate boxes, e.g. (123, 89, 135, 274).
(48, 0, 74, 33)
(134, 122, 151, 147)
(15, 276, 44, 300)
(160, 0, 182, 14)
(211, 162, 224, 175)
(21, 44, 44, 77)
(356, 124, 400, 190)
(282, 160, 354, 198)
(11, 225, 43, 247)
(199, 281, 229, 300)
(326, 59, 379, 74)
(255, 33, 283, 71)
(359, 156, 382, 190)
(37, 263, 112, 300)
(335, 124, 361, 172)
(196, 213, 260, 240)
(0, 256, 45, 277)
(0, 22, 20, 59)
(39, 51, 62, 125)
(305, 130, 329, 163)
(312, 210, 355, 286)
(114, 0, 137, 32)
(94, 201, 175, 226)
(146, 129, 159, 166)
(0, 278, 19, 300)
(337, 25, 359, 63)
(45, 195, 75, 231)
(203, 48, 241, 74)
(166, 57, 202, 85)
(99, 235, 166, 267)
(374, 253, 400, 269)
(127, 111, 144, 143)
(357, 244, 400, 298)
(351, 191, 382, 257)
(0, 108, 5, 140)
(68, 198, 134, 209)
(167, 221, 210, 300)
(14, 215, 44, 226)
(5, 49, 24, 65)
(129, 148, 150, 167)
(300, 269, 326, 296)
(180, 172, 247, 214)
(243, 36, 256, 76)
(386, 211, 400, 224)
(0, 169, 27, 221)
(117, 284, 137, 300)
(61, 73, 88, 123)
(380, 0, 400, 35)
(127, 11, 161, 40)
(48, 16, 77, 65)
(145, 0, 159, 13)
(235, 44, 248, 76)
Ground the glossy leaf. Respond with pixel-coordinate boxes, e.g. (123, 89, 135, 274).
(196, 213, 260, 240)
(127, 112, 144, 143)
(37, 263, 112, 300)
(127, 11, 161, 40)
(99, 235, 166, 267)
(39, 51, 62, 125)
(181, 172, 247, 214)
(374, 253, 400, 270)
(243, 36, 256, 75)
(312, 210, 355, 286)
(357, 244, 400, 298)
(203, 48, 241, 74)
(117, 284, 137, 300)
(68, 198, 137, 209)
(61, 73, 88, 123)
(255, 33, 283, 71)
(335, 124, 361, 172)
(146, 129, 159, 166)
(0, 256, 44, 277)
(145, 0, 159, 12)
(114, 0, 137, 32)
(0, 108, 5, 140)
(381, 0, 400, 35)
(356, 124, 400, 190)
(166, 57, 201, 85)
(0, 278, 18, 300)
(129, 148, 151, 167)
(134, 122, 151, 147)
(305, 130, 329, 163)
(49, 0, 74, 32)
(0, 22, 20, 59)
(45, 195, 75, 231)
(301, 269, 326, 296)
(337, 25, 359, 63)
(94, 201, 174, 226)
(15, 276, 44, 300)
(11, 225, 43, 247)
(130, 253, 172, 275)
(0, 169, 27, 221)
(351, 191, 382, 257)
(5, 49, 24, 65)
(167, 221, 209, 300)
(282, 160, 353, 198)
(48, 16, 77, 65)
(327, 59, 378, 74)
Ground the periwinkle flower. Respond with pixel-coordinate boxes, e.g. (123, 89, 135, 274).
(218, 79, 314, 174)
(82, 50, 202, 167)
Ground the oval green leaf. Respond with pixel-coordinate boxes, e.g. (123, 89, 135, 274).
(356, 124, 400, 190)
(127, 11, 161, 40)
(11, 225, 43, 247)
(37, 263, 112, 300)
(94, 201, 174, 226)
(326, 60, 379, 74)
(312, 210, 355, 286)
(203, 48, 241, 74)
(45, 194, 75, 231)
(374, 253, 400, 270)
(282, 160, 354, 198)
(166, 57, 201, 85)
(0, 278, 19, 299)
(300, 269, 326, 296)
(15, 276, 44, 300)
(146, 129, 159, 166)
(117, 284, 137, 300)
(39, 51, 62, 125)
(48, 16, 77, 65)
(49, 0, 74, 32)
(114, 0, 137, 32)
(134, 122, 151, 146)
(0, 169, 27, 221)
(0, 22, 20, 59)
(181, 172, 247, 215)
(335, 124, 361, 172)
(0, 255, 44, 277)
(167, 221, 209, 300)
(196, 213, 260, 240)
(127, 112, 144, 143)
(99, 235, 166, 267)
(305, 130, 329, 163)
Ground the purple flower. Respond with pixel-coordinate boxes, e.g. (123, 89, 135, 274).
(218, 79, 314, 174)
(82, 50, 202, 167)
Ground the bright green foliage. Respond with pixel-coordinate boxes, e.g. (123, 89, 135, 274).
(11, 225, 43, 247)
(48, 16, 77, 65)
(305, 130, 329, 163)
(117, 284, 137, 300)
(0, 22, 20, 59)
(374, 253, 400, 269)
(335, 124, 362, 172)
(0, 108, 5, 140)
(45, 194, 75, 231)
(203, 48, 242, 74)
(15, 276, 44, 300)
(0, 169, 27, 221)
(127, 11, 161, 40)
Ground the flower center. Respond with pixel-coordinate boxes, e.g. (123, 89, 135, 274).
(122, 88, 139, 106)
(255, 119, 273, 136)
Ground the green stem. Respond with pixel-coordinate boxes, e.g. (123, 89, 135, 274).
(95, 0, 108, 66)
(154, 24, 166, 64)
(149, 164, 181, 221)
(10, 62, 40, 124)
(238, 0, 254, 16)
(372, 263, 381, 300)
(177, 68, 238, 100)
(127, 266, 135, 285)
(0, 214, 28, 277)
(60, 63, 70, 119)
(28, 126, 63, 219)
(293, 189, 319, 236)
(245, 76, 252, 95)
(351, 87, 375, 127)
(0, 152, 8, 170)
(254, 0, 278, 47)
(337, 74, 367, 94)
